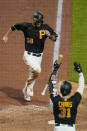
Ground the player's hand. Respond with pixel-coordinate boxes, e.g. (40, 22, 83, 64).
(48, 60, 61, 85)
(53, 60, 61, 71)
(49, 34, 58, 41)
(45, 30, 50, 37)
(2, 35, 8, 43)
(74, 62, 82, 73)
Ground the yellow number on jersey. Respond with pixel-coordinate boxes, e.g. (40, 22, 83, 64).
(59, 107, 71, 118)
(59, 107, 66, 118)
(27, 38, 34, 44)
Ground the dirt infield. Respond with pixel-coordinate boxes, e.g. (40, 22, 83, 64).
(0, 0, 72, 108)
(0, 0, 87, 130)
(0, 0, 58, 108)
(0, 85, 87, 131)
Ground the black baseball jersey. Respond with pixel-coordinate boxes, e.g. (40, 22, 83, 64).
(50, 92, 82, 125)
(11, 22, 57, 53)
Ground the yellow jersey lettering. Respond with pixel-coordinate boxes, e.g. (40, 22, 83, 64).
(40, 30, 45, 39)
(58, 102, 72, 108)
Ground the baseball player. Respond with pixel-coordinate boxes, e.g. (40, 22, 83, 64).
(48, 60, 84, 131)
(2, 11, 58, 101)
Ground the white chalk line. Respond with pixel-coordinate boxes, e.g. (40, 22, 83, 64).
(0, 104, 51, 126)
(53, 0, 64, 63)
(0, 104, 51, 113)
(50, 0, 64, 106)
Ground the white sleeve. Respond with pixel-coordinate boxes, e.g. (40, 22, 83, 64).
(76, 72, 85, 95)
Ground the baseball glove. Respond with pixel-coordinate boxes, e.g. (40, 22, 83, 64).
(74, 62, 82, 73)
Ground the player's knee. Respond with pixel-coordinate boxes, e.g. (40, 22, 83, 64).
(36, 69, 41, 74)
(34, 66, 41, 74)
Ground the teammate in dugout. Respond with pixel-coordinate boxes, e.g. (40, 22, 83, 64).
(48, 60, 84, 131)
(2, 11, 58, 102)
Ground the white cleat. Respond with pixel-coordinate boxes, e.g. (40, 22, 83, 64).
(22, 87, 31, 102)
(22, 86, 27, 96)
(27, 88, 34, 96)
(24, 95, 31, 102)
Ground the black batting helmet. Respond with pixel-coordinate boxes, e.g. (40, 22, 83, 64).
(60, 81, 72, 96)
(33, 11, 44, 23)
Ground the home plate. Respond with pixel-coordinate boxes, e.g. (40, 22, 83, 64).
(48, 120, 55, 125)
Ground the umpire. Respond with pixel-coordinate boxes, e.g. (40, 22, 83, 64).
(2, 11, 58, 101)
(48, 60, 84, 131)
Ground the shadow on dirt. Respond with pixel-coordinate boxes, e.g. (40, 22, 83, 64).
(0, 86, 49, 107)
(0, 86, 29, 106)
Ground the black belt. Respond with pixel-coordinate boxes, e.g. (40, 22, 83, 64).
(55, 123, 73, 127)
(27, 52, 41, 57)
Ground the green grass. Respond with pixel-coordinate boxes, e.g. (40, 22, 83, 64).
(68, 0, 87, 83)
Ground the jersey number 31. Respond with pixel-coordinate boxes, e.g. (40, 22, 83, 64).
(59, 107, 71, 118)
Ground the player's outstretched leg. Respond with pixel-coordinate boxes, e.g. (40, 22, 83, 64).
(22, 51, 42, 101)
(22, 82, 31, 101)
(22, 69, 39, 101)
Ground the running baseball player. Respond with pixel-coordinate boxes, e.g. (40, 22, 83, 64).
(2, 11, 58, 102)
(48, 60, 84, 131)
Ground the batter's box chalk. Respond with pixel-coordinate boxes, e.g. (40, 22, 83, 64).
(48, 120, 55, 125)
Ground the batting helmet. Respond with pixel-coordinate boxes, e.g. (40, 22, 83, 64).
(33, 11, 44, 23)
(60, 81, 72, 96)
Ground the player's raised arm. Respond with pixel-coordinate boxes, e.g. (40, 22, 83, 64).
(48, 55, 63, 101)
(2, 22, 27, 43)
(2, 28, 12, 43)
(45, 30, 58, 41)
(48, 60, 61, 94)
(74, 62, 85, 95)
(45, 24, 58, 41)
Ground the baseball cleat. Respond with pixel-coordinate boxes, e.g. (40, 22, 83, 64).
(22, 82, 27, 95)
(22, 84, 33, 97)
(27, 87, 34, 96)
(22, 86, 27, 96)
(22, 87, 31, 101)
(24, 95, 31, 102)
